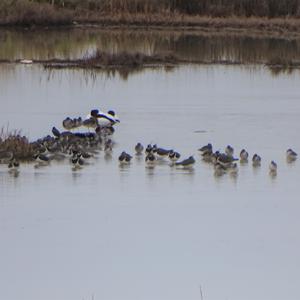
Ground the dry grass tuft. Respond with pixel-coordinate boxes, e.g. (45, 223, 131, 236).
(0, 128, 34, 161)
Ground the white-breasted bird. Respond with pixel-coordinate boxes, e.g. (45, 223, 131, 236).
(240, 149, 249, 163)
(286, 148, 297, 162)
(225, 145, 234, 157)
(252, 154, 261, 166)
(135, 143, 144, 155)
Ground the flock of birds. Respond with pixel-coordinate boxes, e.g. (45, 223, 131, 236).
(0, 108, 298, 178)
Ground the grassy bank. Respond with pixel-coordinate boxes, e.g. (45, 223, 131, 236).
(0, 0, 300, 34)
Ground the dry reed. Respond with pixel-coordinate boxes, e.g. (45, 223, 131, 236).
(1, 0, 300, 27)
(0, 128, 34, 161)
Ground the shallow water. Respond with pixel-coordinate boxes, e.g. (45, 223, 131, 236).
(1, 30, 300, 300)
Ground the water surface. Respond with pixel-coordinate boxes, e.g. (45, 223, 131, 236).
(0, 29, 300, 300)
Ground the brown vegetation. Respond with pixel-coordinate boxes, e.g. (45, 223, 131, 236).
(0, 129, 34, 161)
(21, 0, 300, 17)
(0, 0, 72, 25)
(1, 0, 300, 31)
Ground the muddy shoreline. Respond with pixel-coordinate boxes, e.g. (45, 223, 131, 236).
(1, 52, 300, 72)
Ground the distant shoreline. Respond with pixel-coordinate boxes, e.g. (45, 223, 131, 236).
(2, 22, 300, 41)
(1, 10, 300, 38)
(1, 51, 300, 75)
(1, 0, 300, 38)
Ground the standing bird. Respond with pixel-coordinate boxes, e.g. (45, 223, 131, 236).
(225, 145, 234, 157)
(252, 154, 261, 167)
(286, 149, 297, 162)
(240, 149, 249, 163)
(52, 126, 61, 138)
(269, 161, 277, 175)
(135, 143, 144, 155)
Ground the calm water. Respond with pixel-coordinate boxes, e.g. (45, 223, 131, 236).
(1, 27, 300, 65)
(1, 29, 300, 300)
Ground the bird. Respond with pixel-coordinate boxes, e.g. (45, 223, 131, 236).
(217, 153, 238, 167)
(124, 153, 133, 163)
(198, 143, 213, 153)
(95, 110, 120, 127)
(8, 157, 20, 170)
(210, 151, 221, 164)
(145, 144, 154, 154)
(269, 161, 277, 174)
(225, 145, 234, 157)
(168, 150, 181, 162)
(118, 151, 132, 164)
(33, 153, 50, 165)
(286, 148, 297, 162)
(73, 117, 82, 128)
(71, 154, 84, 168)
(83, 117, 98, 130)
(175, 156, 195, 168)
(201, 148, 214, 163)
(145, 152, 156, 166)
(106, 110, 120, 123)
(252, 154, 261, 167)
(52, 126, 61, 138)
(240, 149, 249, 163)
(135, 143, 144, 155)
(153, 147, 172, 159)
(62, 117, 74, 131)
